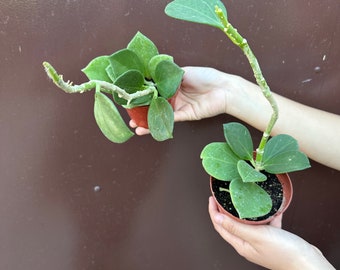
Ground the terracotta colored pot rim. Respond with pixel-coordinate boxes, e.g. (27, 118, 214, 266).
(210, 173, 293, 225)
(126, 105, 149, 129)
(125, 93, 178, 129)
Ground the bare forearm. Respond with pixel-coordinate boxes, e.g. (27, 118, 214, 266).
(295, 246, 336, 270)
(226, 75, 340, 170)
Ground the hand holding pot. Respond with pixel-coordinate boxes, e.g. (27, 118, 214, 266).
(208, 197, 335, 270)
(131, 66, 340, 170)
(130, 66, 233, 134)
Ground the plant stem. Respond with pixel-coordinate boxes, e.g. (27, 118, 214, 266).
(215, 6, 279, 169)
(42, 62, 157, 106)
(219, 187, 230, 193)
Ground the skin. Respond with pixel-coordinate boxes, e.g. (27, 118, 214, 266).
(208, 197, 335, 270)
(130, 66, 338, 269)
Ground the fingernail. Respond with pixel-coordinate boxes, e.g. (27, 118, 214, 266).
(214, 213, 225, 225)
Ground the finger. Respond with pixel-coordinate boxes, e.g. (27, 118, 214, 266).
(208, 197, 243, 243)
(209, 202, 265, 243)
(174, 110, 187, 122)
(129, 120, 137, 128)
(208, 196, 220, 221)
(269, 214, 283, 228)
(208, 196, 229, 230)
(312, 245, 323, 255)
(135, 127, 150, 135)
(208, 197, 250, 253)
(174, 111, 194, 122)
(129, 120, 151, 135)
(208, 197, 230, 233)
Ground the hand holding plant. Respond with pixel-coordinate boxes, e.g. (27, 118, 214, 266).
(43, 32, 184, 143)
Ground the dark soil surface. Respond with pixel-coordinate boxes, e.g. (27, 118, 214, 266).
(212, 172, 283, 221)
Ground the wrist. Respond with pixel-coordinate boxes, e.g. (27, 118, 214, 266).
(224, 74, 273, 131)
(217, 72, 245, 115)
(223, 74, 256, 116)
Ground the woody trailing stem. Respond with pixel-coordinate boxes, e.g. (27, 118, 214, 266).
(214, 6, 279, 169)
(43, 62, 158, 106)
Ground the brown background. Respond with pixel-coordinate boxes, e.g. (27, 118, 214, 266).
(1, 0, 339, 269)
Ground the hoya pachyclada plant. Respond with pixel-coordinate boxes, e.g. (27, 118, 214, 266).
(165, 0, 310, 218)
(201, 122, 310, 218)
(43, 32, 184, 143)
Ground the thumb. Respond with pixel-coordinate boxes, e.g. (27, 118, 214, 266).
(208, 197, 256, 241)
(269, 214, 283, 228)
(174, 108, 194, 122)
(214, 212, 264, 243)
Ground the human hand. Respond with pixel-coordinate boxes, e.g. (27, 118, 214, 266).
(208, 197, 335, 270)
(130, 66, 239, 135)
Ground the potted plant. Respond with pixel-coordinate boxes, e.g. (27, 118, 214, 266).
(43, 31, 184, 143)
(165, 0, 311, 224)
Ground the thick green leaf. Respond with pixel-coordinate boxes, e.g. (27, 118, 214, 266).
(148, 54, 174, 79)
(148, 97, 174, 141)
(112, 70, 147, 106)
(237, 160, 267, 183)
(82, 55, 112, 82)
(94, 92, 134, 143)
(127, 93, 154, 107)
(262, 134, 310, 173)
(223, 122, 253, 160)
(263, 151, 310, 174)
(201, 142, 240, 181)
(165, 0, 227, 30)
(230, 179, 272, 219)
(154, 61, 184, 99)
(108, 48, 145, 78)
(263, 134, 299, 157)
(114, 69, 145, 92)
(105, 65, 116, 81)
(127, 31, 159, 79)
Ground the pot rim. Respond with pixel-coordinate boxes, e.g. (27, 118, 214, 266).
(210, 172, 293, 225)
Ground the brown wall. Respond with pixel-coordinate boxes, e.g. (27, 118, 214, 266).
(1, 0, 339, 269)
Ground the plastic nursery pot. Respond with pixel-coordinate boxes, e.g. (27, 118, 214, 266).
(126, 105, 150, 128)
(210, 173, 293, 225)
(126, 94, 177, 129)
